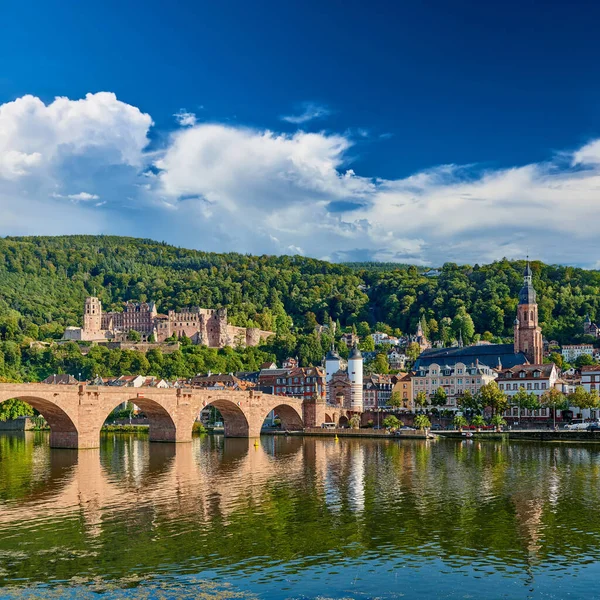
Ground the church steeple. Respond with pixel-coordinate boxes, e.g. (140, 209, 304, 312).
(514, 259, 543, 364)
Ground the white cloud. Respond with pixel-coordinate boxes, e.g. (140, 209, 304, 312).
(4, 91, 600, 267)
(0, 92, 152, 174)
(281, 102, 331, 124)
(152, 121, 600, 266)
(52, 191, 100, 202)
(0, 92, 153, 236)
(173, 109, 197, 127)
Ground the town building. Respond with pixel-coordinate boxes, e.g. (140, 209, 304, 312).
(393, 373, 413, 410)
(190, 373, 255, 391)
(497, 363, 560, 421)
(584, 314, 600, 338)
(513, 262, 543, 364)
(580, 365, 600, 393)
(497, 363, 559, 397)
(370, 332, 395, 345)
(412, 320, 431, 351)
(387, 347, 408, 370)
(415, 344, 526, 371)
(412, 361, 497, 411)
(363, 374, 395, 409)
(64, 296, 273, 348)
(42, 374, 79, 385)
(258, 362, 326, 401)
(341, 332, 360, 349)
(561, 344, 594, 363)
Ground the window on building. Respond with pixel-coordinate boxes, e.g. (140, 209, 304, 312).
(527, 383, 532, 390)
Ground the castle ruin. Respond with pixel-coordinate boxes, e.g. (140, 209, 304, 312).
(64, 297, 273, 348)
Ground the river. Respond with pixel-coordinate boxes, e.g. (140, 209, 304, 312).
(0, 432, 599, 599)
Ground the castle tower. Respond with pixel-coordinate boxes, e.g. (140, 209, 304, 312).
(514, 261, 543, 364)
(348, 344, 364, 411)
(83, 297, 102, 334)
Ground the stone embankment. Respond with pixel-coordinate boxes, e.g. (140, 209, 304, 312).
(302, 428, 433, 439)
(438, 429, 600, 443)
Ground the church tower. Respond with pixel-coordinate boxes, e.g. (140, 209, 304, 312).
(514, 261, 543, 364)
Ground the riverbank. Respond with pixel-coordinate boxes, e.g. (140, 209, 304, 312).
(438, 429, 600, 443)
(301, 427, 434, 439)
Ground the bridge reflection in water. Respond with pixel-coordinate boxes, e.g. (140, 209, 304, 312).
(2, 434, 600, 598)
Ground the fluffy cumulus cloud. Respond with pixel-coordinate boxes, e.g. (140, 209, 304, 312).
(0, 92, 152, 236)
(4, 90, 600, 266)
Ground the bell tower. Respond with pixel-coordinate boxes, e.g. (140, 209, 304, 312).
(514, 261, 543, 364)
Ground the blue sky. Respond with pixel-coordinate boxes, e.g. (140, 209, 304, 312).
(2, 0, 600, 266)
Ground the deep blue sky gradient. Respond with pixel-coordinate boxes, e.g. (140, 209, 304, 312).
(3, 0, 600, 179)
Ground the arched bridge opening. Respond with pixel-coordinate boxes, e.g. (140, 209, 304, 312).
(100, 397, 178, 444)
(0, 396, 79, 449)
(264, 404, 304, 432)
(202, 399, 250, 437)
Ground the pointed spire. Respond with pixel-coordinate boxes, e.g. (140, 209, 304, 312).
(458, 330, 463, 348)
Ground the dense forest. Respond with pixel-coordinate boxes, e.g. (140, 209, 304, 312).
(0, 235, 599, 382)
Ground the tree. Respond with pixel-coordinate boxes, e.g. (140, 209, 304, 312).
(414, 414, 431, 430)
(0, 398, 34, 421)
(568, 386, 594, 413)
(406, 342, 421, 362)
(431, 386, 447, 407)
(576, 354, 595, 368)
(540, 388, 567, 426)
(389, 391, 402, 409)
(471, 414, 486, 430)
(477, 381, 507, 416)
(457, 390, 482, 415)
(356, 321, 371, 338)
(415, 390, 428, 411)
(512, 386, 540, 420)
(490, 414, 507, 430)
(360, 336, 375, 352)
(349, 414, 361, 429)
(452, 308, 475, 344)
(453, 414, 468, 430)
(383, 415, 401, 431)
(548, 352, 563, 369)
(127, 329, 141, 342)
(372, 353, 389, 374)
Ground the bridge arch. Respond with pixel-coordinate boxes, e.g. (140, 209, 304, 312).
(266, 403, 304, 432)
(0, 395, 80, 449)
(100, 397, 178, 443)
(203, 398, 250, 437)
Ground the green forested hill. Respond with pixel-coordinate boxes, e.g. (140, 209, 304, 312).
(0, 235, 599, 382)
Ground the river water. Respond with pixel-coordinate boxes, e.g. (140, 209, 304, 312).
(0, 433, 599, 599)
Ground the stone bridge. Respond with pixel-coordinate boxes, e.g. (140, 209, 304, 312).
(0, 384, 326, 449)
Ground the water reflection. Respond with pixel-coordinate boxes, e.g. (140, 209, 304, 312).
(1, 434, 600, 598)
